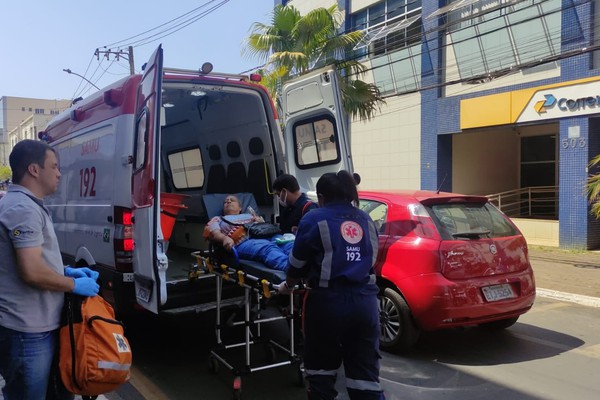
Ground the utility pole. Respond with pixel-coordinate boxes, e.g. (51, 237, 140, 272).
(95, 47, 135, 75)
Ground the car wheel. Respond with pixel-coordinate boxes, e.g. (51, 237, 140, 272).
(378, 288, 420, 352)
(479, 316, 519, 330)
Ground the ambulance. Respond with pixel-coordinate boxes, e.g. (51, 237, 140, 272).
(42, 45, 352, 316)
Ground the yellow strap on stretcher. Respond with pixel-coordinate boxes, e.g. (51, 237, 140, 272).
(237, 270, 246, 286)
(261, 279, 272, 298)
(220, 264, 229, 280)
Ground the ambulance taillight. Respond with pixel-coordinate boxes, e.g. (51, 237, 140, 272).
(114, 206, 134, 272)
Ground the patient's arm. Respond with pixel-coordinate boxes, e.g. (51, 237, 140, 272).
(208, 229, 235, 251)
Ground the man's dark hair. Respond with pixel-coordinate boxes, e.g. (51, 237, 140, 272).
(273, 174, 300, 192)
(9, 139, 55, 184)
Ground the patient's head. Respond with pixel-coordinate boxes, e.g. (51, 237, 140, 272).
(223, 195, 242, 216)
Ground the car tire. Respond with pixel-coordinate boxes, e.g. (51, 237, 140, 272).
(478, 316, 519, 330)
(378, 288, 420, 352)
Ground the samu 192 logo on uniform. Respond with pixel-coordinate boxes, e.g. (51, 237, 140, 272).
(340, 221, 363, 244)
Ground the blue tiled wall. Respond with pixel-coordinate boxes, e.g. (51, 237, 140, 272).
(559, 118, 590, 249)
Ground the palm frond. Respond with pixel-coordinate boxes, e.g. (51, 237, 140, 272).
(586, 154, 600, 219)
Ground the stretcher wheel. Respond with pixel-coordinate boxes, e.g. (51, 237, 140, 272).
(208, 355, 219, 374)
(264, 343, 277, 363)
(232, 376, 242, 399)
(296, 362, 305, 387)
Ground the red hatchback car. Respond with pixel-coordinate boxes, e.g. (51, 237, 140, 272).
(358, 190, 536, 352)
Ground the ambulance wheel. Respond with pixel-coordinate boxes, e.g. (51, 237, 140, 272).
(378, 288, 420, 353)
(208, 355, 219, 374)
(232, 376, 242, 399)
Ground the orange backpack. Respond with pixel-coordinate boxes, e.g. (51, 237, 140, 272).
(59, 294, 132, 398)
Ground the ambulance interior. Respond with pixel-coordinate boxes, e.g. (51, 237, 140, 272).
(156, 81, 283, 283)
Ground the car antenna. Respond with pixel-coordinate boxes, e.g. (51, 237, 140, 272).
(436, 173, 448, 195)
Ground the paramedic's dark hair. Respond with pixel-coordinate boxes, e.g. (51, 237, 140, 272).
(316, 170, 359, 207)
(273, 174, 300, 192)
(9, 139, 56, 184)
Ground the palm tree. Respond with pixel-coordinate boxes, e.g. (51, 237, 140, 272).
(587, 154, 600, 218)
(244, 4, 385, 121)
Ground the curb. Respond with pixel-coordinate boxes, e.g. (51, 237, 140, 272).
(536, 288, 600, 308)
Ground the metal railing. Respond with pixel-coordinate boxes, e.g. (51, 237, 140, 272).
(486, 186, 558, 219)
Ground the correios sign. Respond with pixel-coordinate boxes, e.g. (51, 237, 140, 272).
(517, 80, 600, 123)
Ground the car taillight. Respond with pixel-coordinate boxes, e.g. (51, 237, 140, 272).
(408, 203, 441, 240)
(114, 206, 134, 272)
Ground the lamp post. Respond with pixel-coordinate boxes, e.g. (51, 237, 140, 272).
(62, 68, 100, 90)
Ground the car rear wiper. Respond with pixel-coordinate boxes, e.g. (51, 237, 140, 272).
(452, 230, 491, 239)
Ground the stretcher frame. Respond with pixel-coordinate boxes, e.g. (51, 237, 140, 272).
(191, 249, 303, 398)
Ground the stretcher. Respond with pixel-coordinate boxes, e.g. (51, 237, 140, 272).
(191, 247, 304, 399)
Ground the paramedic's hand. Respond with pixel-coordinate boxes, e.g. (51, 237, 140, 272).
(65, 266, 99, 281)
(278, 281, 293, 295)
(223, 237, 235, 252)
(72, 277, 99, 297)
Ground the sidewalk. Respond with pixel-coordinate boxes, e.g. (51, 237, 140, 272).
(528, 245, 600, 305)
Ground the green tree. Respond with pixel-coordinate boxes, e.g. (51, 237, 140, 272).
(587, 154, 600, 218)
(0, 165, 11, 182)
(244, 4, 385, 121)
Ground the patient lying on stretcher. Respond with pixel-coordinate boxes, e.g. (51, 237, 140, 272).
(203, 194, 293, 271)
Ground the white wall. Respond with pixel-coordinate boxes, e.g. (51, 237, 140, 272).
(350, 0, 376, 12)
(452, 129, 519, 195)
(287, 0, 337, 14)
(352, 93, 421, 190)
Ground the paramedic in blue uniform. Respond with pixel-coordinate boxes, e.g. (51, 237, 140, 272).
(0, 140, 99, 400)
(272, 173, 318, 234)
(279, 170, 384, 400)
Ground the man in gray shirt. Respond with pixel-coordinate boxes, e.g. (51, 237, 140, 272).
(0, 140, 100, 399)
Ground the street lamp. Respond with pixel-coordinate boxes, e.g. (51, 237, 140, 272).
(62, 68, 100, 90)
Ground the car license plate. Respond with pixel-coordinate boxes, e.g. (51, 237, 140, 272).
(482, 284, 515, 302)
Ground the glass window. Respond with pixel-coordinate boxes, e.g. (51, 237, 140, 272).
(293, 116, 340, 169)
(509, 6, 552, 64)
(388, 0, 405, 19)
(478, 18, 516, 71)
(371, 55, 396, 95)
(369, 3, 386, 26)
(134, 110, 148, 170)
(447, 0, 562, 80)
(390, 48, 418, 92)
(359, 199, 388, 233)
(451, 27, 487, 77)
(168, 147, 205, 189)
(428, 202, 517, 239)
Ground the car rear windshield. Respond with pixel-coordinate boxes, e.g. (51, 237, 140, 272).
(426, 202, 517, 240)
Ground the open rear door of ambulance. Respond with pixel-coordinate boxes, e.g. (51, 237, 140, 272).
(281, 67, 353, 196)
(131, 45, 165, 313)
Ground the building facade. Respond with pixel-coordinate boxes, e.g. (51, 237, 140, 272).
(0, 96, 70, 166)
(276, 0, 600, 249)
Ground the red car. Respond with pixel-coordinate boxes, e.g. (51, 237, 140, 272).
(358, 190, 536, 352)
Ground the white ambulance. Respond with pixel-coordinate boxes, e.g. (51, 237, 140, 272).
(42, 45, 352, 316)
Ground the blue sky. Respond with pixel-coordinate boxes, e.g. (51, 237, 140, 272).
(0, 0, 275, 100)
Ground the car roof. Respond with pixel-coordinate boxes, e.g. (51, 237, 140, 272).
(358, 189, 489, 205)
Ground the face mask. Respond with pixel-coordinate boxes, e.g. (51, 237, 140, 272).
(278, 190, 288, 207)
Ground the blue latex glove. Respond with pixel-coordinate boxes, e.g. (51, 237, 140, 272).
(65, 266, 99, 281)
(72, 277, 99, 297)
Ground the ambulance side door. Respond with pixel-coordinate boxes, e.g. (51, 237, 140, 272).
(281, 68, 353, 195)
(131, 45, 165, 313)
